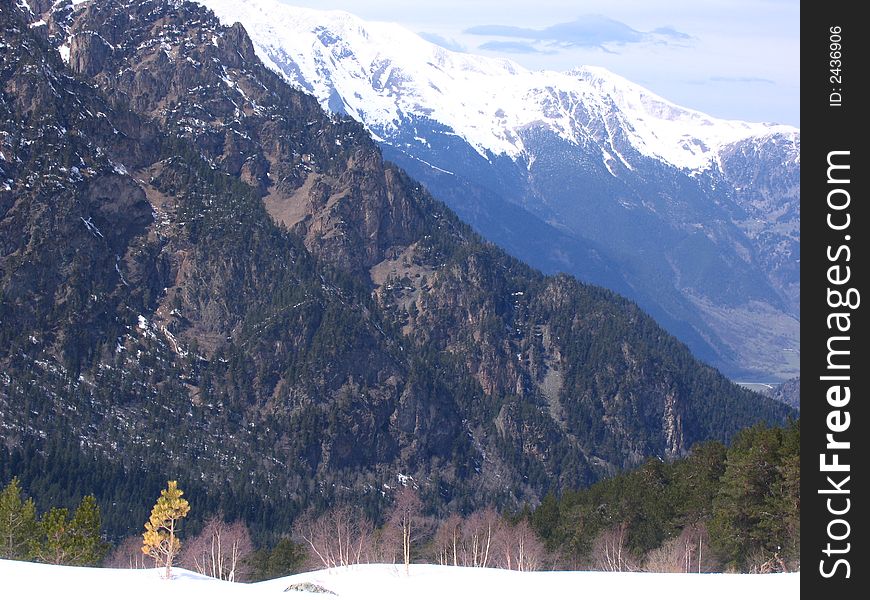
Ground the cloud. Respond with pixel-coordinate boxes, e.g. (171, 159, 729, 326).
(419, 32, 466, 53)
(650, 26, 692, 41)
(477, 41, 555, 54)
(465, 15, 691, 52)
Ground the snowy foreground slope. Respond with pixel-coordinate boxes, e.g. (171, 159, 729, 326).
(1, 559, 798, 599)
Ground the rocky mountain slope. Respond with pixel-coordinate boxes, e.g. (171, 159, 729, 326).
(770, 377, 800, 410)
(1, 0, 792, 537)
(196, 0, 800, 381)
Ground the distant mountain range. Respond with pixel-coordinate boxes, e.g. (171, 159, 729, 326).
(196, 0, 800, 381)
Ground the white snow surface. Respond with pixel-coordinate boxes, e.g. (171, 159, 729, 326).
(196, 0, 798, 171)
(1, 559, 799, 600)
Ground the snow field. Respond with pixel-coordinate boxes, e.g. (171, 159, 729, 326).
(1, 559, 798, 599)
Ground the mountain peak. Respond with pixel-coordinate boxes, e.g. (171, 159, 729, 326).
(196, 0, 797, 172)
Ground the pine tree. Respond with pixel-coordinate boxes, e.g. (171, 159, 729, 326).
(33, 507, 71, 565)
(142, 481, 190, 578)
(69, 495, 109, 566)
(710, 424, 793, 571)
(250, 538, 306, 581)
(31, 495, 107, 565)
(0, 477, 37, 560)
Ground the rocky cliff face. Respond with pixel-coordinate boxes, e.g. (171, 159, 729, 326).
(1, 0, 793, 536)
(770, 377, 800, 410)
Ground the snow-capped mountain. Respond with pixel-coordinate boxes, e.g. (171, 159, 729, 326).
(196, 0, 800, 380)
(198, 0, 796, 172)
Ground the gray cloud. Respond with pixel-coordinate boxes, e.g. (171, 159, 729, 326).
(650, 26, 692, 41)
(419, 32, 466, 53)
(466, 15, 691, 51)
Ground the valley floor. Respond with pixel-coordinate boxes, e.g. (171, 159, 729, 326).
(1, 559, 799, 599)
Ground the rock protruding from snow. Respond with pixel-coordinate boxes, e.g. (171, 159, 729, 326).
(284, 581, 339, 595)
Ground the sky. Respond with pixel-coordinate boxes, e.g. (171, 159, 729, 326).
(277, 0, 799, 127)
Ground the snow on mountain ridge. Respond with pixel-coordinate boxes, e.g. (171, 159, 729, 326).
(196, 0, 798, 171)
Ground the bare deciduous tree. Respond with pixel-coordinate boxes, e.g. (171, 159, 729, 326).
(387, 487, 424, 575)
(492, 519, 547, 572)
(430, 510, 546, 571)
(180, 515, 254, 581)
(105, 535, 152, 569)
(432, 514, 463, 567)
(370, 521, 402, 565)
(591, 523, 638, 572)
(748, 548, 790, 574)
(644, 523, 716, 574)
(293, 506, 374, 569)
(644, 537, 688, 573)
(460, 508, 499, 568)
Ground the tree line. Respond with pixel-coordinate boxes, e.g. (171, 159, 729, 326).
(0, 420, 798, 578)
(530, 419, 800, 573)
(0, 478, 106, 565)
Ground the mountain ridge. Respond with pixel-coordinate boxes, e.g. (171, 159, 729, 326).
(196, 0, 797, 171)
(194, 0, 800, 381)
